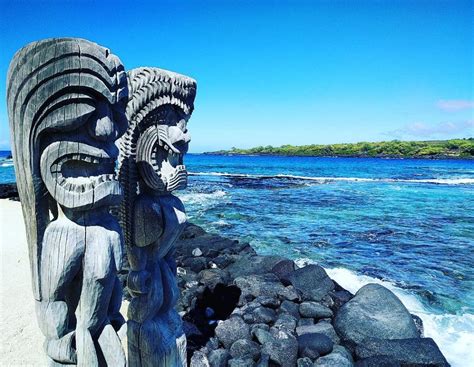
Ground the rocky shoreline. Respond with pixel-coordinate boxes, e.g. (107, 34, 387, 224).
(0, 183, 450, 366)
(173, 224, 450, 367)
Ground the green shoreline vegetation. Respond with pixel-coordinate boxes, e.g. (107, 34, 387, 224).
(208, 138, 474, 159)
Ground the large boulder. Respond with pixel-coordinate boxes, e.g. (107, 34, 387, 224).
(227, 255, 284, 278)
(271, 259, 296, 281)
(355, 338, 450, 366)
(215, 316, 251, 348)
(334, 284, 419, 346)
(283, 265, 334, 301)
(234, 274, 287, 300)
(354, 356, 401, 367)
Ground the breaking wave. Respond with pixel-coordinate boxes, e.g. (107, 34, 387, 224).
(189, 172, 474, 185)
(295, 263, 474, 367)
(177, 190, 227, 205)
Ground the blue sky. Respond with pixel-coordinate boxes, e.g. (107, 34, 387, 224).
(0, 0, 472, 152)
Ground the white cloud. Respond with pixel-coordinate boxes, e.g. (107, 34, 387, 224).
(437, 100, 474, 111)
(385, 120, 474, 139)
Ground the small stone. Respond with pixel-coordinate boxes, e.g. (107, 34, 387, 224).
(296, 322, 340, 344)
(411, 314, 424, 337)
(279, 285, 300, 301)
(192, 247, 203, 256)
(255, 296, 280, 309)
(256, 354, 270, 367)
(251, 323, 270, 335)
(320, 295, 335, 309)
(252, 307, 277, 324)
(297, 318, 314, 327)
(205, 307, 215, 318)
(299, 302, 333, 319)
(274, 314, 297, 332)
(297, 333, 333, 357)
(190, 351, 210, 367)
(230, 339, 260, 361)
(261, 331, 298, 367)
(208, 348, 230, 367)
(185, 280, 199, 289)
(183, 257, 208, 273)
(205, 337, 220, 351)
(279, 300, 300, 319)
(213, 254, 234, 268)
(332, 290, 353, 310)
(314, 352, 353, 366)
(301, 347, 319, 360)
(198, 269, 230, 290)
(228, 358, 256, 367)
(297, 357, 313, 367)
(253, 328, 274, 345)
(215, 316, 251, 349)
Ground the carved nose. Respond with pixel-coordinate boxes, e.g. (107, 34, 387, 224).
(168, 126, 191, 145)
(183, 132, 191, 144)
(88, 102, 117, 141)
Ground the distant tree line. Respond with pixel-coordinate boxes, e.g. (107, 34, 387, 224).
(209, 138, 474, 158)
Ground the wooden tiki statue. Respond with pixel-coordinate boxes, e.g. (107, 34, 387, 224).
(119, 67, 197, 366)
(7, 38, 129, 366)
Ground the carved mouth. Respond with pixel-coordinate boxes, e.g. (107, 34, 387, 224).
(41, 142, 121, 209)
(52, 154, 117, 191)
(166, 165, 188, 191)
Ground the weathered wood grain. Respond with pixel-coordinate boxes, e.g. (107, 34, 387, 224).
(7, 38, 128, 366)
(118, 67, 196, 366)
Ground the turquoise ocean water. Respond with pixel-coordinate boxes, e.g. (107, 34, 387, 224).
(1, 151, 473, 365)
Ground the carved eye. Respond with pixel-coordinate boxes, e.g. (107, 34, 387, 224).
(37, 102, 96, 135)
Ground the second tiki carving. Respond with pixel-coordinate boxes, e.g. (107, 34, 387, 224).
(119, 67, 197, 366)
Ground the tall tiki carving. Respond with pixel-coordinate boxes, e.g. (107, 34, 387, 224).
(119, 67, 197, 366)
(7, 38, 128, 366)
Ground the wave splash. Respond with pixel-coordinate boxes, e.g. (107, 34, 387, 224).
(177, 189, 227, 205)
(308, 264, 474, 367)
(190, 172, 474, 185)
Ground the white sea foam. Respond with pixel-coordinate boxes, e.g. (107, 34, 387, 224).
(312, 265, 474, 367)
(212, 219, 231, 227)
(0, 163, 14, 167)
(177, 190, 227, 205)
(189, 172, 474, 185)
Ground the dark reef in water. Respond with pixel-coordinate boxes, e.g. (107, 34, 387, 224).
(168, 223, 450, 366)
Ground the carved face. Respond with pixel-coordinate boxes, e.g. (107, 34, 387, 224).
(40, 98, 128, 210)
(136, 105, 191, 193)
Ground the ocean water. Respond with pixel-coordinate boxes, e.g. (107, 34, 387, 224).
(1, 151, 473, 365)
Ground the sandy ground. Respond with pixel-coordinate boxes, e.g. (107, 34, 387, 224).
(0, 199, 45, 366)
(0, 199, 128, 366)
